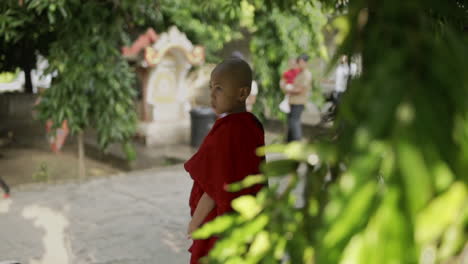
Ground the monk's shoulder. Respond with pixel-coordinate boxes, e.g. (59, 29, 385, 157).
(231, 114, 264, 138)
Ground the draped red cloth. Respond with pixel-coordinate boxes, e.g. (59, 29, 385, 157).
(184, 112, 265, 264)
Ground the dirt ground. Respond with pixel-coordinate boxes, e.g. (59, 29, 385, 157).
(0, 120, 122, 189)
(0, 147, 121, 187)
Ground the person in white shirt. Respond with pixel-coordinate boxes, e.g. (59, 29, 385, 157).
(335, 55, 350, 94)
(334, 55, 358, 103)
(246, 80, 258, 112)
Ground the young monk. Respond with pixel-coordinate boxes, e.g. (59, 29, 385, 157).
(184, 58, 266, 264)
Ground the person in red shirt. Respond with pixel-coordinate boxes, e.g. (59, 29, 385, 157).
(282, 58, 301, 88)
(184, 58, 266, 264)
(279, 58, 302, 113)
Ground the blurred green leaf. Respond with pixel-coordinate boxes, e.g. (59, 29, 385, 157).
(248, 231, 271, 258)
(227, 174, 267, 192)
(261, 159, 298, 177)
(415, 182, 467, 246)
(193, 215, 237, 239)
(432, 161, 455, 192)
(232, 195, 262, 219)
(257, 144, 287, 156)
(397, 140, 433, 218)
(339, 233, 365, 264)
(324, 182, 376, 248)
(332, 15, 350, 45)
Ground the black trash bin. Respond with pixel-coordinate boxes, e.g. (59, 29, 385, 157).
(190, 107, 217, 148)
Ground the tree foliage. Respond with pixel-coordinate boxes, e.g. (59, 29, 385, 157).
(152, 0, 244, 63)
(0, 0, 159, 157)
(1, 0, 327, 148)
(248, 0, 328, 119)
(0, 0, 56, 93)
(172, 0, 329, 119)
(193, 1, 468, 263)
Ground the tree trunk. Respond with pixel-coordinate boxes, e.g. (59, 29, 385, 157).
(78, 131, 86, 179)
(23, 65, 33, 94)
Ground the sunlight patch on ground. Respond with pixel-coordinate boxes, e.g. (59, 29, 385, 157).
(0, 199, 12, 213)
(162, 229, 187, 253)
(22, 205, 71, 264)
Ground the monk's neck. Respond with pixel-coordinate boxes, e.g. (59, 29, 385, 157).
(229, 104, 247, 114)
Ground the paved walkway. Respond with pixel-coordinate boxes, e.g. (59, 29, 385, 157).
(0, 166, 191, 264)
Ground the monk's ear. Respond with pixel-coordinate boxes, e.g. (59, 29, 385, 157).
(239, 86, 250, 100)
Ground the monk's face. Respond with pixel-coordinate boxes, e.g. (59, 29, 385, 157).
(209, 69, 246, 115)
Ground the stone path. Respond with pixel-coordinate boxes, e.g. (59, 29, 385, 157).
(0, 166, 191, 264)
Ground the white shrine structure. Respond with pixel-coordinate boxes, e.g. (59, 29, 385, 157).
(123, 26, 205, 146)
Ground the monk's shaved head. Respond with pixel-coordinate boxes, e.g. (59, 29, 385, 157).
(212, 58, 253, 92)
(209, 58, 253, 115)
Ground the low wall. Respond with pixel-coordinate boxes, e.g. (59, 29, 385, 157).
(0, 93, 37, 121)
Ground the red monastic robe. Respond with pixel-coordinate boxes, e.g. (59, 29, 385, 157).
(184, 112, 265, 264)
